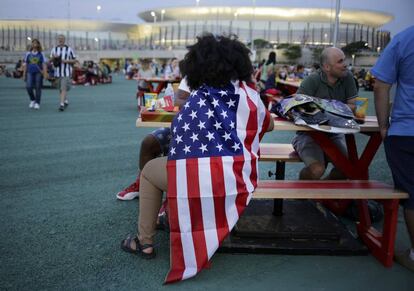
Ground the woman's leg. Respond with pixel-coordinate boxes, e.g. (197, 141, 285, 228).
(34, 72, 42, 104)
(138, 156, 168, 246)
(26, 72, 35, 101)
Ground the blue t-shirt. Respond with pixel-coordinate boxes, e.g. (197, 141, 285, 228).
(371, 26, 414, 136)
(24, 51, 45, 74)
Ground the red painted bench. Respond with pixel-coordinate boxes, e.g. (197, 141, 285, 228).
(254, 180, 409, 267)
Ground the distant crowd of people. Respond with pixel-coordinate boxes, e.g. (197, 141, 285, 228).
(124, 57, 181, 81)
(71, 60, 113, 86)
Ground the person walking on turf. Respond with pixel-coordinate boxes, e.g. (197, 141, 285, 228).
(50, 34, 77, 111)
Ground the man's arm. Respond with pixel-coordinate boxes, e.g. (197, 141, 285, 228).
(345, 71, 358, 111)
(175, 77, 191, 109)
(41, 54, 48, 79)
(267, 115, 274, 132)
(42, 63, 48, 79)
(373, 79, 392, 139)
(346, 97, 356, 111)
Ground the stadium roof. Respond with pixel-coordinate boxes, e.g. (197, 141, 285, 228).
(138, 6, 393, 28)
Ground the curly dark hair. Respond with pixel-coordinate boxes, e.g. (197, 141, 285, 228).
(180, 33, 253, 90)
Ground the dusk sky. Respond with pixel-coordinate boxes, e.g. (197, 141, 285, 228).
(1, 0, 412, 36)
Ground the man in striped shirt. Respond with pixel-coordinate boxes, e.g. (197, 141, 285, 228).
(50, 34, 76, 111)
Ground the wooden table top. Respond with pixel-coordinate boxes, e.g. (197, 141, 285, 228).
(136, 114, 379, 133)
(136, 77, 181, 83)
(276, 79, 302, 88)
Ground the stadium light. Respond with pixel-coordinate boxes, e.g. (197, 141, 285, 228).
(150, 11, 157, 23)
(161, 9, 165, 22)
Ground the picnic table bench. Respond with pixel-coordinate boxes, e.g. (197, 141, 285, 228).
(253, 180, 408, 267)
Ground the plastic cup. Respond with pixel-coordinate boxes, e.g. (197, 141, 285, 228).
(354, 97, 368, 124)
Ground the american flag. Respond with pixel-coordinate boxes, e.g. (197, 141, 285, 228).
(165, 81, 271, 283)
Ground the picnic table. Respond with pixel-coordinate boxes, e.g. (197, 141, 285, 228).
(136, 114, 407, 266)
(270, 116, 381, 178)
(136, 113, 382, 220)
(136, 114, 381, 184)
(136, 77, 181, 94)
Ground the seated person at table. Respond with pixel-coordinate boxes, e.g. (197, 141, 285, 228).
(278, 65, 288, 80)
(113, 61, 121, 75)
(287, 65, 297, 79)
(85, 61, 98, 85)
(136, 59, 155, 94)
(116, 77, 190, 200)
(312, 62, 320, 72)
(126, 62, 138, 80)
(295, 64, 305, 79)
(13, 59, 24, 78)
(293, 47, 357, 180)
(100, 62, 111, 78)
(291, 47, 386, 221)
(164, 57, 180, 79)
(120, 33, 274, 267)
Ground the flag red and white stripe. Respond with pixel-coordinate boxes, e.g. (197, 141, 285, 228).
(165, 81, 270, 283)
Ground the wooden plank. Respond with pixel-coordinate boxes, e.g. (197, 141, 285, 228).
(254, 180, 409, 199)
(276, 79, 301, 88)
(271, 115, 380, 133)
(136, 118, 171, 128)
(136, 116, 380, 132)
(259, 143, 301, 162)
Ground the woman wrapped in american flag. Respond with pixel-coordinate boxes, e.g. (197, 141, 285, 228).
(121, 33, 274, 283)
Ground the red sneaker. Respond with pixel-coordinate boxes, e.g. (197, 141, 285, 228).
(116, 178, 140, 200)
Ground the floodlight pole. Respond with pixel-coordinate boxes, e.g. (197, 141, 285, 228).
(333, 0, 341, 47)
(251, 0, 256, 52)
